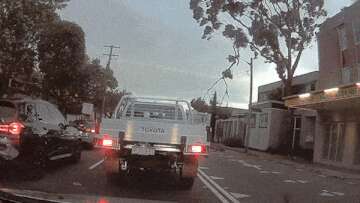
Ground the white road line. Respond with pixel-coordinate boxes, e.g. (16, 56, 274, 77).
(198, 169, 240, 203)
(198, 173, 230, 203)
(210, 176, 225, 180)
(88, 159, 105, 170)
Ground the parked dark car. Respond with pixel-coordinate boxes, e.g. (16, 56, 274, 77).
(70, 119, 96, 149)
(0, 98, 82, 178)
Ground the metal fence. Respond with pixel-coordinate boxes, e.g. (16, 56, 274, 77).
(215, 118, 246, 143)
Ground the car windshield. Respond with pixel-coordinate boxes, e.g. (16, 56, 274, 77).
(1, 1, 360, 203)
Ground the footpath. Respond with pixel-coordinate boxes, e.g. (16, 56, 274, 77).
(210, 143, 360, 180)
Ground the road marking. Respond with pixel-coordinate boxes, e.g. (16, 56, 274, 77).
(198, 169, 240, 203)
(331, 192, 344, 196)
(89, 159, 105, 170)
(260, 171, 270, 174)
(199, 166, 209, 170)
(198, 173, 230, 203)
(320, 191, 335, 197)
(230, 193, 250, 199)
(271, 171, 280, 174)
(49, 153, 72, 161)
(284, 180, 296, 183)
(237, 160, 262, 170)
(210, 176, 225, 180)
(297, 180, 309, 184)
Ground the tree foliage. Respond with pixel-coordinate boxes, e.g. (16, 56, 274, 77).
(191, 97, 209, 113)
(190, 0, 326, 96)
(0, 0, 68, 96)
(81, 59, 119, 111)
(38, 20, 86, 112)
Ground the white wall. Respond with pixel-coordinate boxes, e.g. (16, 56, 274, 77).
(248, 110, 271, 151)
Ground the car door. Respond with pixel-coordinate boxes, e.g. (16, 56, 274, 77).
(47, 103, 78, 157)
(35, 102, 65, 159)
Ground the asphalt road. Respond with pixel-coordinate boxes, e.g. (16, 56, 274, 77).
(1, 147, 360, 203)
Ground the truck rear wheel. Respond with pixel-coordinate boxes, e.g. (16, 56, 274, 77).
(179, 155, 198, 190)
(179, 176, 194, 189)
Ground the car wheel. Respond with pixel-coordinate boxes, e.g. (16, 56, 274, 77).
(26, 147, 47, 180)
(70, 145, 82, 163)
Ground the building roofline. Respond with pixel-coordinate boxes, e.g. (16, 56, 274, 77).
(258, 71, 319, 91)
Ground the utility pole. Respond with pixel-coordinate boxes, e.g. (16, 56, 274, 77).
(244, 58, 253, 153)
(101, 45, 120, 119)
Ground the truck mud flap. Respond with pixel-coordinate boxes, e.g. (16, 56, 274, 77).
(181, 155, 198, 178)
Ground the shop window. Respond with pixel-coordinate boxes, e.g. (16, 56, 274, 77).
(338, 25, 347, 51)
(322, 123, 345, 162)
(310, 82, 316, 91)
(353, 19, 360, 44)
(341, 67, 352, 84)
(259, 113, 268, 128)
(354, 124, 360, 165)
(250, 114, 256, 128)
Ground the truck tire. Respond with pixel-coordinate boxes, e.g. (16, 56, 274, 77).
(180, 176, 195, 190)
(179, 155, 198, 190)
(104, 156, 129, 185)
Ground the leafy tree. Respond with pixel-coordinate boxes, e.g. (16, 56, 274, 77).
(0, 0, 68, 97)
(38, 20, 86, 113)
(81, 59, 119, 114)
(104, 90, 130, 118)
(190, 0, 326, 96)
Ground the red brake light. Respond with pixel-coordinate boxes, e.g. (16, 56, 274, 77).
(0, 122, 24, 135)
(102, 139, 113, 146)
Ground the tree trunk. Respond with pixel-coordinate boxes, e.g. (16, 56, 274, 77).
(284, 78, 293, 97)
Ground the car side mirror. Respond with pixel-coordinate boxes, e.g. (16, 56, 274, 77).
(59, 123, 67, 130)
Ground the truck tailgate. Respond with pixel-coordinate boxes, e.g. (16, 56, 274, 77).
(100, 118, 206, 145)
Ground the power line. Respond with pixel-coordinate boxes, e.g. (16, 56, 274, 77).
(100, 45, 120, 119)
(104, 45, 120, 70)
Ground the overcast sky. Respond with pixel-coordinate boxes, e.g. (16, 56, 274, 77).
(60, 0, 352, 109)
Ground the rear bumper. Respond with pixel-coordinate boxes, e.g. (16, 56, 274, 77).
(103, 147, 198, 177)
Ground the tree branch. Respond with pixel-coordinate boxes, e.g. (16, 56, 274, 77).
(291, 46, 304, 74)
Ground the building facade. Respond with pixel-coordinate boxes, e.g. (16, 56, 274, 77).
(285, 1, 360, 170)
(215, 71, 318, 152)
(249, 72, 318, 152)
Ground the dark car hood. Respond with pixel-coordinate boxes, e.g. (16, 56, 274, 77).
(0, 188, 174, 203)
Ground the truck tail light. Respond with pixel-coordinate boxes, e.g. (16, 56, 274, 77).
(102, 134, 113, 147)
(102, 139, 113, 146)
(191, 145, 202, 153)
(0, 122, 24, 136)
(188, 144, 206, 153)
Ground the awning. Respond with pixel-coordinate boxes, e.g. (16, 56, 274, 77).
(284, 83, 360, 111)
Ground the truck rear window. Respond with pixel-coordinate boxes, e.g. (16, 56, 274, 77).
(0, 101, 17, 123)
(128, 104, 183, 120)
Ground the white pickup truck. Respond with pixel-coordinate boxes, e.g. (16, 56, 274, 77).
(95, 96, 209, 189)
